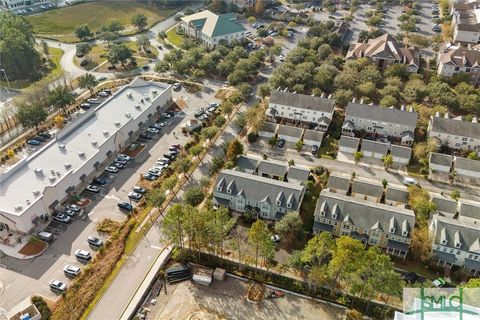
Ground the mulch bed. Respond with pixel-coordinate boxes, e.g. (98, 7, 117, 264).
(18, 239, 47, 256)
(124, 143, 146, 158)
(76, 198, 92, 208)
(173, 99, 186, 110)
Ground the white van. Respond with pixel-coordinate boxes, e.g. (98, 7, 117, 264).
(37, 231, 54, 242)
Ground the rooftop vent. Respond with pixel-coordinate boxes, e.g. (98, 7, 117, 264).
(144, 95, 150, 101)
(64, 163, 72, 169)
(58, 144, 66, 150)
(14, 205, 23, 212)
(152, 89, 158, 95)
(103, 130, 109, 136)
(49, 176, 56, 183)
(26, 200, 31, 205)
(34, 168, 44, 176)
(127, 92, 133, 98)
(33, 190, 41, 197)
(114, 121, 121, 127)
(125, 112, 132, 118)
(56, 171, 61, 176)
(50, 169, 55, 175)
(78, 152, 86, 157)
(135, 105, 141, 110)
(92, 141, 98, 146)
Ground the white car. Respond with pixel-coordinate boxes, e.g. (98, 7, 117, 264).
(172, 82, 181, 90)
(161, 112, 172, 119)
(49, 279, 67, 292)
(128, 191, 143, 201)
(105, 166, 119, 173)
(64, 265, 81, 277)
(98, 91, 109, 97)
(66, 204, 81, 212)
(75, 249, 92, 261)
(279, 54, 285, 62)
(271, 235, 281, 243)
(96, 76, 107, 81)
(86, 185, 100, 193)
(117, 153, 131, 161)
(147, 127, 160, 134)
(156, 122, 166, 127)
(87, 98, 100, 104)
(402, 177, 417, 186)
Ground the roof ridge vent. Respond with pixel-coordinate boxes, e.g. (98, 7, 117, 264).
(14, 205, 23, 212)
(49, 176, 56, 183)
(135, 105, 141, 110)
(33, 190, 41, 196)
(127, 92, 133, 98)
(64, 163, 72, 169)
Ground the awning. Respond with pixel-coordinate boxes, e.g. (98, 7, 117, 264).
(213, 197, 230, 208)
(465, 258, 480, 271)
(314, 222, 333, 232)
(433, 250, 457, 264)
(79, 173, 87, 181)
(387, 240, 409, 253)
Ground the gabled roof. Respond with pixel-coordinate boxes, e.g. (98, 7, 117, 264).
(277, 125, 303, 138)
(438, 43, 480, 68)
(214, 169, 304, 211)
(258, 160, 287, 177)
(391, 145, 412, 159)
(459, 198, 480, 220)
(346, 102, 418, 127)
(303, 129, 324, 142)
(236, 155, 259, 172)
(260, 121, 277, 133)
(181, 10, 246, 38)
(327, 172, 351, 191)
(339, 136, 360, 150)
(315, 190, 415, 237)
(287, 166, 310, 182)
(430, 116, 480, 139)
(361, 140, 389, 155)
(455, 157, 480, 173)
(385, 184, 409, 204)
(432, 214, 480, 253)
(431, 194, 458, 215)
(429, 152, 454, 167)
(269, 91, 335, 113)
(351, 178, 384, 198)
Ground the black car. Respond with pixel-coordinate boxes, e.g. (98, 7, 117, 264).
(39, 132, 52, 139)
(118, 201, 133, 211)
(87, 236, 103, 248)
(33, 135, 47, 142)
(402, 272, 419, 283)
(194, 109, 205, 118)
(163, 153, 176, 160)
(276, 139, 286, 148)
(93, 178, 107, 186)
(139, 132, 153, 140)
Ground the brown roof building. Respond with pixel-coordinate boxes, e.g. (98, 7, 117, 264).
(346, 34, 419, 72)
(437, 43, 480, 84)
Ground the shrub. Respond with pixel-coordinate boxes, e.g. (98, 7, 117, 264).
(32, 296, 51, 320)
(96, 218, 122, 234)
(184, 186, 205, 207)
(214, 116, 226, 127)
(247, 132, 258, 143)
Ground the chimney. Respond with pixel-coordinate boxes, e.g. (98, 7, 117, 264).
(352, 97, 356, 103)
(444, 113, 450, 119)
(408, 106, 413, 112)
(400, 105, 405, 111)
(453, 115, 462, 120)
(435, 111, 440, 117)
(328, 93, 333, 99)
(321, 92, 325, 98)
(360, 98, 364, 104)
(473, 116, 478, 123)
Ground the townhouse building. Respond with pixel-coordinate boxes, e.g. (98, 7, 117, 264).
(179, 10, 246, 48)
(313, 189, 416, 259)
(427, 115, 480, 151)
(266, 91, 335, 131)
(451, 4, 480, 44)
(436, 43, 480, 83)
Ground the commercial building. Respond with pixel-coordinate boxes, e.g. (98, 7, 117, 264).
(179, 10, 246, 48)
(0, 78, 172, 234)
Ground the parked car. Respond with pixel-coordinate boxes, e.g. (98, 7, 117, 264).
(133, 185, 146, 194)
(113, 162, 125, 169)
(271, 235, 281, 243)
(160, 157, 171, 164)
(98, 91, 109, 97)
(64, 209, 77, 217)
(161, 112, 172, 119)
(128, 191, 143, 201)
(96, 76, 107, 81)
(118, 201, 133, 211)
(402, 177, 417, 186)
(27, 139, 41, 146)
(117, 153, 131, 161)
(156, 121, 166, 127)
(147, 127, 160, 134)
(67, 204, 81, 212)
(169, 147, 179, 153)
(433, 277, 446, 287)
(49, 279, 67, 293)
(195, 110, 205, 118)
(53, 213, 72, 224)
(93, 178, 107, 186)
(87, 98, 100, 104)
(149, 123, 163, 130)
(139, 132, 153, 140)
(87, 236, 103, 248)
(143, 173, 157, 181)
(75, 249, 92, 262)
(114, 158, 127, 165)
(33, 135, 47, 142)
(433, 25, 441, 32)
(148, 168, 162, 177)
(64, 265, 81, 277)
(86, 185, 100, 193)
(105, 166, 119, 173)
(198, 114, 209, 121)
(311, 145, 318, 155)
(276, 139, 286, 148)
(37, 231, 54, 242)
(80, 103, 91, 110)
(39, 132, 52, 139)
(171, 144, 181, 149)
(402, 272, 419, 283)
(172, 82, 181, 91)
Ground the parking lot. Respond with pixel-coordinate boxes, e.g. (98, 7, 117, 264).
(0, 82, 222, 313)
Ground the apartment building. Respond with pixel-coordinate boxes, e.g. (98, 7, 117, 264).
(1, 0, 50, 10)
(451, 2, 480, 44)
(437, 43, 480, 83)
(427, 114, 480, 151)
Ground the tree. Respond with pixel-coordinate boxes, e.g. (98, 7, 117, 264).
(131, 13, 147, 30)
(40, 40, 49, 55)
(467, 151, 478, 160)
(102, 20, 124, 33)
(254, 0, 265, 15)
(0, 12, 42, 80)
(382, 154, 393, 170)
(257, 83, 271, 98)
(155, 60, 170, 75)
(327, 236, 366, 290)
(15, 103, 47, 132)
(99, 31, 119, 44)
(451, 189, 461, 200)
(409, 34, 431, 48)
(75, 24, 92, 40)
(274, 212, 303, 241)
(183, 186, 205, 207)
(54, 115, 65, 128)
(209, 154, 225, 175)
(248, 220, 273, 272)
(464, 278, 480, 288)
(408, 185, 436, 222)
(107, 43, 133, 68)
(413, 139, 439, 166)
(226, 139, 244, 162)
(136, 34, 150, 52)
(78, 73, 98, 94)
(145, 188, 166, 207)
(48, 85, 75, 116)
(247, 16, 256, 24)
(410, 224, 432, 262)
(382, 178, 388, 189)
(162, 203, 187, 250)
(317, 44, 333, 60)
(221, 101, 233, 116)
(354, 151, 363, 163)
(174, 158, 192, 179)
(157, 31, 167, 42)
(380, 95, 398, 107)
(295, 140, 304, 152)
(301, 232, 334, 267)
(233, 112, 247, 133)
(76, 43, 92, 57)
(163, 175, 178, 193)
(201, 127, 218, 141)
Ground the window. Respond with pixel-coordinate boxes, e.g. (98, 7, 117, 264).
(442, 239, 448, 245)
(227, 188, 231, 194)
(390, 227, 395, 233)
(402, 230, 408, 237)
(276, 200, 281, 206)
(469, 254, 473, 259)
(457, 250, 461, 255)
(287, 202, 292, 209)
(449, 248, 454, 253)
(475, 255, 479, 260)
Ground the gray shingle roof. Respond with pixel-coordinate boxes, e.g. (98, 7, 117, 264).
(459, 199, 480, 220)
(287, 166, 310, 182)
(236, 155, 259, 172)
(432, 214, 480, 254)
(432, 194, 458, 214)
(270, 91, 335, 114)
(315, 190, 415, 237)
(430, 117, 480, 139)
(361, 140, 389, 155)
(346, 102, 418, 127)
(339, 136, 360, 149)
(391, 145, 412, 159)
(277, 125, 303, 138)
(385, 184, 409, 204)
(258, 160, 287, 177)
(455, 157, 480, 172)
(327, 173, 351, 191)
(430, 152, 454, 167)
(352, 178, 384, 198)
(214, 169, 304, 211)
(260, 121, 277, 133)
(303, 129, 324, 142)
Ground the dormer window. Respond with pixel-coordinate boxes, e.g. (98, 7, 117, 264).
(287, 202, 292, 209)
(455, 242, 462, 249)
(227, 188, 232, 195)
(442, 239, 448, 245)
(217, 186, 222, 192)
(402, 230, 408, 237)
(332, 213, 337, 219)
(390, 227, 396, 234)
(276, 200, 281, 206)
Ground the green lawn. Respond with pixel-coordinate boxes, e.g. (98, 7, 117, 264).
(166, 28, 184, 47)
(27, 0, 177, 42)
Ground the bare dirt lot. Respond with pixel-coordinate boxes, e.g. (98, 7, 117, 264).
(146, 276, 346, 320)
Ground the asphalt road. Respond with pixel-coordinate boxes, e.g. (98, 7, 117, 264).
(0, 84, 220, 314)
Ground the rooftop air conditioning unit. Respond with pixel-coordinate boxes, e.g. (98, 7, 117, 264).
(152, 89, 158, 95)
(127, 92, 133, 98)
(92, 141, 98, 146)
(49, 176, 56, 183)
(64, 163, 72, 169)
(78, 152, 86, 157)
(55, 171, 61, 176)
(103, 130, 109, 136)
(14, 205, 23, 212)
(26, 200, 31, 205)
(114, 121, 121, 127)
(135, 105, 141, 110)
(50, 169, 55, 175)
(125, 112, 132, 118)
(34, 168, 44, 176)
(58, 144, 66, 150)
(32, 190, 41, 197)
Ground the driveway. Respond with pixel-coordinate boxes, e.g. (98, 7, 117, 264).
(0, 83, 221, 314)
